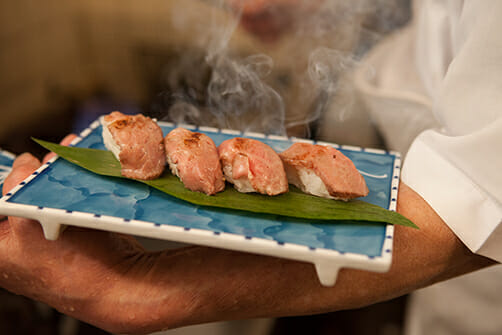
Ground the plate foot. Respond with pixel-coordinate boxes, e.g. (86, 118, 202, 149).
(40, 221, 63, 240)
(315, 262, 340, 287)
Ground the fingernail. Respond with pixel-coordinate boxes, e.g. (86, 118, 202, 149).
(60, 134, 78, 146)
(13, 153, 40, 169)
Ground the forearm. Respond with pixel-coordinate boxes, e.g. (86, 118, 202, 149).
(100, 183, 496, 334)
(2, 181, 491, 335)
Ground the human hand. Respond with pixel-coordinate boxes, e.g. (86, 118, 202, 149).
(0, 135, 332, 333)
(0, 135, 152, 333)
(0, 135, 312, 334)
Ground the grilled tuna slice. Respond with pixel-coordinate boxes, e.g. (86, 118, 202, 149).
(102, 111, 166, 180)
(165, 127, 225, 195)
(279, 142, 368, 200)
(218, 137, 288, 196)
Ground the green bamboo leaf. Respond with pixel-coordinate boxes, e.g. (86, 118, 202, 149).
(34, 138, 418, 228)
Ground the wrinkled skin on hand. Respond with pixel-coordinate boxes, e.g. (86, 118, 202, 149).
(0, 135, 319, 334)
(0, 136, 185, 334)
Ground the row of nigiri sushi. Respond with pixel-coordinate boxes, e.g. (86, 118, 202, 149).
(102, 112, 369, 200)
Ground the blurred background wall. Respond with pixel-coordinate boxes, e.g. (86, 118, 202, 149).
(0, 0, 410, 156)
(0, 0, 255, 154)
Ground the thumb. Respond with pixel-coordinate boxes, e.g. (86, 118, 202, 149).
(2, 153, 41, 196)
(2, 153, 45, 238)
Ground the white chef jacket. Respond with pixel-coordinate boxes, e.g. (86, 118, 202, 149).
(351, 0, 502, 261)
(320, 0, 502, 334)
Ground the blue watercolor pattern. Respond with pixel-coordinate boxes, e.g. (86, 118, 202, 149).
(7, 124, 397, 257)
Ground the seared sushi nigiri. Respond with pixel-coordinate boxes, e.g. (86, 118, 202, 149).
(165, 128, 225, 195)
(102, 111, 166, 180)
(279, 142, 368, 200)
(218, 138, 288, 196)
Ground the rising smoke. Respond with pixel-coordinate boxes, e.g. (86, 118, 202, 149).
(151, 0, 410, 138)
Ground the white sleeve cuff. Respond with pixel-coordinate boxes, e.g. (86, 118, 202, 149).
(402, 135, 502, 263)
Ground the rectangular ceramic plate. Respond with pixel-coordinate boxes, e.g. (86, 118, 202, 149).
(0, 119, 401, 286)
